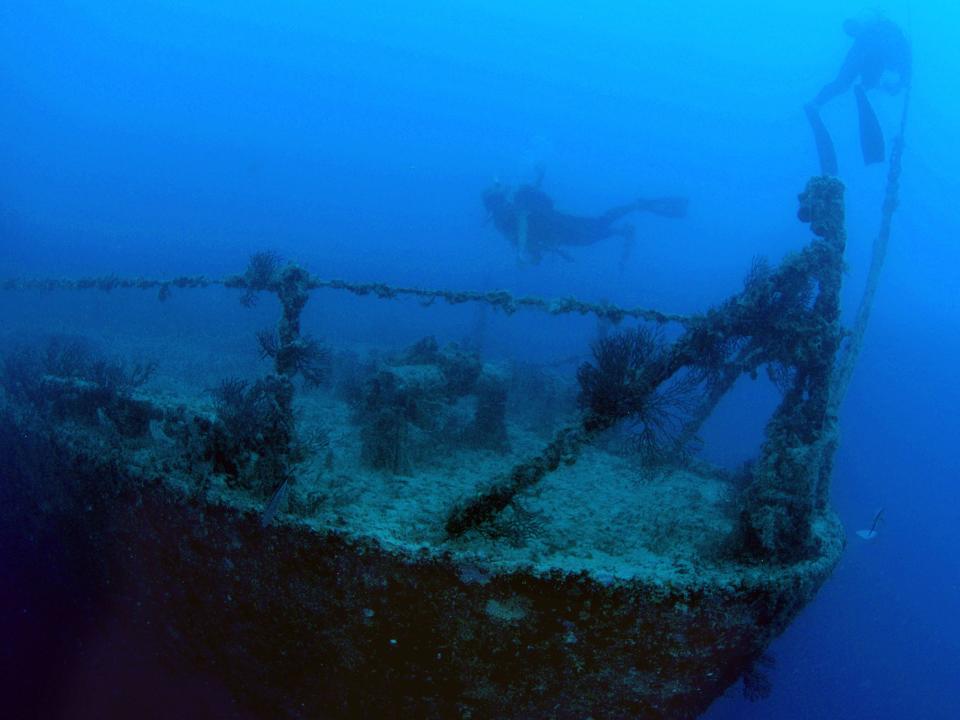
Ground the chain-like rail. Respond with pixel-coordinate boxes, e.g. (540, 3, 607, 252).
(1, 274, 690, 326)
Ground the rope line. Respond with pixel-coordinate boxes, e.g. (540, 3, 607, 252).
(1, 273, 690, 326)
(829, 87, 911, 412)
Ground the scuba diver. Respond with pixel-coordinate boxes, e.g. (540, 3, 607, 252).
(805, 16, 912, 175)
(482, 174, 688, 266)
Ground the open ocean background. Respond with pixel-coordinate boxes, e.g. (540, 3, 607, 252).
(1, 2, 958, 718)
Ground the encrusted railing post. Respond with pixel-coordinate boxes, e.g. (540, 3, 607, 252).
(737, 177, 846, 562)
(229, 254, 319, 523)
(274, 264, 311, 378)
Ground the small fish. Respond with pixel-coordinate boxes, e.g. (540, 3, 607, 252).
(856, 508, 884, 540)
(260, 479, 290, 528)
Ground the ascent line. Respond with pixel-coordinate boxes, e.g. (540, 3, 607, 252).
(829, 87, 911, 413)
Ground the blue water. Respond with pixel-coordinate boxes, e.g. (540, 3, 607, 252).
(2, 2, 958, 718)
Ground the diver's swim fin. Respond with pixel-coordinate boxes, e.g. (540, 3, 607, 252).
(855, 84, 885, 165)
(804, 103, 838, 176)
(637, 196, 688, 218)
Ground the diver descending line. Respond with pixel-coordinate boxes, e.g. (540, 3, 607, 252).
(804, 15, 911, 175)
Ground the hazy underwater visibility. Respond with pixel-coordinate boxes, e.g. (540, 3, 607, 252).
(2, 3, 959, 720)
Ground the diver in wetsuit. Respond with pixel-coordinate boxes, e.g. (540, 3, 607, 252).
(805, 17, 911, 173)
(482, 179, 687, 266)
(810, 18, 911, 109)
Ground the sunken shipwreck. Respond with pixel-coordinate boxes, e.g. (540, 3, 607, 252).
(0, 142, 905, 719)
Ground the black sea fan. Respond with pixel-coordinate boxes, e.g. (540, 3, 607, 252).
(256, 328, 280, 360)
(630, 369, 702, 463)
(577, 327, 665, 423)
(297, 337, 333, 387)
(578, 328, 700, 461)
(240, 250, 281, 307)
